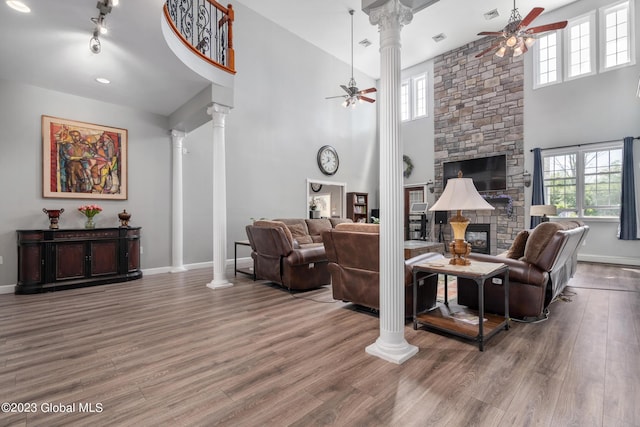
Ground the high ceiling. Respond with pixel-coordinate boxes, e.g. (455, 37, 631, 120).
(0, 0, 576, 116)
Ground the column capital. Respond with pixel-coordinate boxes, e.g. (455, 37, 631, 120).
(170, 129, 186, 139)
(207, 103, 231, 128)
(207, 103, 231, 116)
(170, 129, 186, 148)
(368, 0, 413, 31)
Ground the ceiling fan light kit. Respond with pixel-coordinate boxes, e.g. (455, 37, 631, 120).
(325, 9, 376, 108)
(476, 0, 567, 59)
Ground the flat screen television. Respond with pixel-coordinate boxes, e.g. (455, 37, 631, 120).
(443, 154, 507, 192)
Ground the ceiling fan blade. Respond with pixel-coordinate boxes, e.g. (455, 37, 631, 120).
(518, 7, 544, 29)
(526, 21, 568, 34)
(475, 40, 502, 58)
(325, 95, 347, 100)
(358, 96, 375, 103)
(477, 31, 505, 36)
(340, 85, 351, 94)
(358, 87, 377, 95)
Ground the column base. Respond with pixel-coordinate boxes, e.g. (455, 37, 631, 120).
(365, 338, 418, 365)
(206, 279, 233, 289)
(170, 266, 187, 273)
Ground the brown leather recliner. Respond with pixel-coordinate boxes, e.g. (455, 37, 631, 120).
(322, 223, 445, 318)
(457, 221, 589, 320)
(245, 220, 330, 290)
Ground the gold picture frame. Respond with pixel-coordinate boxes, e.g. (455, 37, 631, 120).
(42, 115, 128, 200)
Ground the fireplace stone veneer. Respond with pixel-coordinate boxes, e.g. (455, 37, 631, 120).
(432, 36, 526, 253)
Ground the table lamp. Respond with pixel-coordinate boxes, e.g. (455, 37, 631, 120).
(429, 171, 495, 265)
(530, 204, 557, 222)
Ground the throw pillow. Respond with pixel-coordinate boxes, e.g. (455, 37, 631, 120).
(287, 223, 313, 244)
(305, 218, 332, 236)
(506, 230, 529, 259)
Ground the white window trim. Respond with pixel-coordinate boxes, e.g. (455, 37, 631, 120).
(400, 79, 410, 122)
(533, 30, 563, 89)
(564, 11, 597, 82)
(411, 73, 428, 120)
(599, 0, 636, 73)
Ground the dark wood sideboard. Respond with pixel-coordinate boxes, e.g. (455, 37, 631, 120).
(16, 227, 142, 294)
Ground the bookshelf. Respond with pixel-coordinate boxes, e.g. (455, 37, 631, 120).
(347, 192, 368, 223)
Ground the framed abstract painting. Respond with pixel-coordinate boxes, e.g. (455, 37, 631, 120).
(42, 115, 128, 200)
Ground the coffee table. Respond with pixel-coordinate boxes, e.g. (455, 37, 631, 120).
(412, 260, 509, 351)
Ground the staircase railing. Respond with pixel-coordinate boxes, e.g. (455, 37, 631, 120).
(164, 0, 235, 74)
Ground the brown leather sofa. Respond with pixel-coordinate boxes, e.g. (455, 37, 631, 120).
(457, 221, 589, 320)
(322, 223, 445, 317)
(245, 220, 331, 290)
(274, 218, 353, 245)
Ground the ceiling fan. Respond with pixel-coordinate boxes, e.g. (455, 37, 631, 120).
(476, 0, 568, 58)
(325, 9, 376, 108)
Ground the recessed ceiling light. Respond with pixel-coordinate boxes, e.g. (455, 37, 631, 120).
(484, 9, 499, 20)
(359, 39, 372, 48)
(6, 1, 30, 13)
(432, 33, 446, 42)
(95, 77, 110, 84)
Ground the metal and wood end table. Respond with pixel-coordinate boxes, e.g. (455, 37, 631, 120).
(412, 260, 510, 351)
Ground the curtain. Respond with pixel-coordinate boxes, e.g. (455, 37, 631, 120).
(530, 148, 544, 229)
(619, 137, 638, 240)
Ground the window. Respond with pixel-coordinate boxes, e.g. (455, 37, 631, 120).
(565, 12, 596, 80)
(600, 1, 634, 71)
(543, 143, 622, 217)
(400, 73, 428, 121)
(534, 32, 561, 88)
(412, 74, 427, 119)
(400, 81, 409, 121)
(533, 1, 635, 88)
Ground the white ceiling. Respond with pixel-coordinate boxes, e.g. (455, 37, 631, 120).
(0, 0, 576, 116)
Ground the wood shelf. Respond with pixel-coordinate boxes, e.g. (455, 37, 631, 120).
(347, 192, 368, 223)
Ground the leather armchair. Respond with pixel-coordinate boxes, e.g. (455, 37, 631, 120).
(245, 220, 330, 290)
(322, 223, 445, 317)
(457, 221, 589, 320)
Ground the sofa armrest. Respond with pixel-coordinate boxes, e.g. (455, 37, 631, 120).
(285, 245, 328, 266)
(468, 253, 548, 287)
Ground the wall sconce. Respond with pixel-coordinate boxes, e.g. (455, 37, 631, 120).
(523, 170, 531, 188)
(426, 180, 435, 193)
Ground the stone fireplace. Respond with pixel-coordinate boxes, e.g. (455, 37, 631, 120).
(432, 37, 526, 254)
(466, 223, 491, 254)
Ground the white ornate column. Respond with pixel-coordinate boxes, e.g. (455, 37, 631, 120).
(206, 103, 232, 289)
(170, 129, 187, 273)
(365, 0, 416, 364)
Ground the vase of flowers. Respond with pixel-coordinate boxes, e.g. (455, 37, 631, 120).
(78, 204, 102, 229)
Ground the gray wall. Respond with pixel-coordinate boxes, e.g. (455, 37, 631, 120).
(401, 59, 436, 207)
(523, 0, 640, 265)
(0, 79, 173, 287)
(181, 3, 379, 265)
(0, 2, 379, 287)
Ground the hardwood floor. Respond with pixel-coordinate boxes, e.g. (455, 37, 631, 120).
(1, 262, 639, 426)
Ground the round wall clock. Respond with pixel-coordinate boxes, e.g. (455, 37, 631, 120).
(317, 145, 339, 176)
(311, 183, 323, 192)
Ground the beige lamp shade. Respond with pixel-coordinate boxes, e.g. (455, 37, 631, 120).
(429, 175, 494, 265)
(530, 205, 557, 217)
(429, 177, 495, 212)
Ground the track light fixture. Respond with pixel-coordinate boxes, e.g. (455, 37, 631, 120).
(89, 29, 101, 54)
(89, 0, 118, 54)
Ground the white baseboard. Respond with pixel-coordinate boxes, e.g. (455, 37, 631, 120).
(0, 284, 15, 294)
(578, 254, 640, 267)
